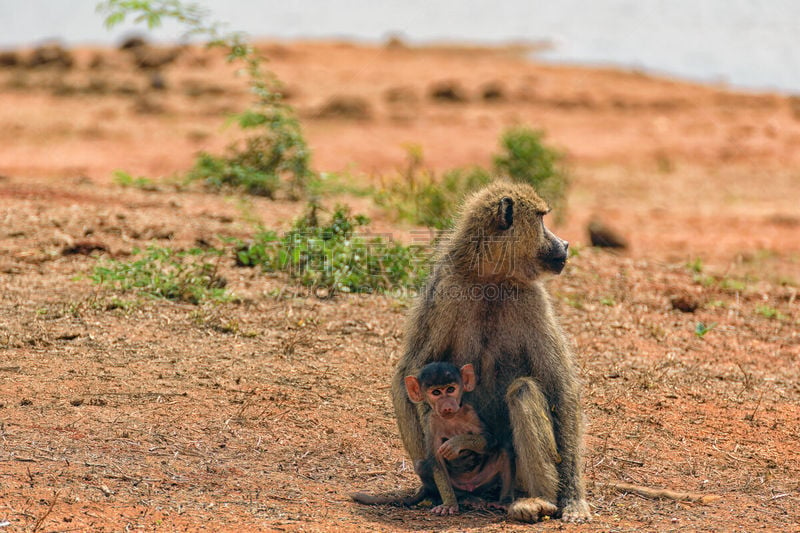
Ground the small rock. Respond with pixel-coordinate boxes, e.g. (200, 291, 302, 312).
(481, 82, 506, 102)
(28, 43, 74, 69)
(62, 241, 109, 256)
(429, 80, 469, 103)
(315, 95, 372, 120)
(119, 35, 147, 51)
(384, 34, 408, 50)
(670, 291, 700, 313)
(0, 51, 20, 67)
(131, 45, 181, 69)
(588, 219, 628, 249)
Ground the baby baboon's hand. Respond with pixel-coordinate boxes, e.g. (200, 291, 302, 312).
(437, 440, 460, 460)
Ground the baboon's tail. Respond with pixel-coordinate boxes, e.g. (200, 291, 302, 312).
(350, 486, 429, 506)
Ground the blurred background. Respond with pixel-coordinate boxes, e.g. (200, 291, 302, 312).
(2, 0, 800, 92)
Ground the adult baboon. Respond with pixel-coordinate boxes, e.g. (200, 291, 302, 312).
(392, 182, 591, 522)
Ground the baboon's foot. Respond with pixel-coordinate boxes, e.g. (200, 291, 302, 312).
(560, 499, 592, 523)
(431, 503, 458, 515)
(486, 501, 509, 511)
(507, 497, 557, 522)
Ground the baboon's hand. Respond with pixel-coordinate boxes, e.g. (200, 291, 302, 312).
(507, 498, 557, 523)
(431, 503, 459, 515)
(560, 499, 592, 522)
(437, 440, 461, 460)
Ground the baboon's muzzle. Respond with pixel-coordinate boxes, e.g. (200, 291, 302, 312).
(543, 236, 569, 274)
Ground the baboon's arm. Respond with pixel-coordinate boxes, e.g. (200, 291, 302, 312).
(441, 433, 488, 455)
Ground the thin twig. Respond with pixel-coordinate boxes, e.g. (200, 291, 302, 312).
(31, 490, 59, 532)
(608, 482, 721, 504)
(745, 390, 765, 422)
(612, 456, 645, 467)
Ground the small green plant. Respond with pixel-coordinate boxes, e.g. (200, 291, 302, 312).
(600, 297, 616, 306)
(235, 203, 429, 294)
(375, 145, 492, 229)
(493, 126, 568, 215)
(719, 277, 747, 292)
(187, 149, 280, 198)
(694, 321, 716, 338)
(755, 305, 786, 320)
(687, 258, 704, 274)
(92, 246, 231, 304)
(390, 166, 491, 229)
(562, 294, 585, 310)
(113, 170, 158, 191)
(98, 0, 312, 199)
(306, 171, 375, 198)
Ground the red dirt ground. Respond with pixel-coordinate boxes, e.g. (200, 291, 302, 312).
(0, 40, 798, 531)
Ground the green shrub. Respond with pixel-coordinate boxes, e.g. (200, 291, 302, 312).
(99, 0, 312, 199)
(375, 144, 492, 229)
(188, 148, 282, 198)
(92, 246, 231, 304)
(236, 204, 429, 294)
(493, 126, 568, 214)
(375, 126, 568, 229)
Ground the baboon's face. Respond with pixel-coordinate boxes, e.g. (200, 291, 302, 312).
(457, 184, 569, 281)
(494, 194, 569, 278)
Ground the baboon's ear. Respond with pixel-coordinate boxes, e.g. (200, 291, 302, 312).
(460, 364, 477, 392)
(404, 376, 425, 403)
(497, 197, 514, 230)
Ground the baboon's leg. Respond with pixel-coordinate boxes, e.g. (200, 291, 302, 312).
(505, 377, 559, 522)
(430, 462, 459, 515)
(498, 449, 515, 504)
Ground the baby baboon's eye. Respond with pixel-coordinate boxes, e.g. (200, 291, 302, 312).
(446, 386, 456, 394)
(431, 389, 441, 396)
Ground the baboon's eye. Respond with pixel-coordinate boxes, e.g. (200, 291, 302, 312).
(446, 386, 456, 394)
(431, 389, 441, 396)
(497, 197, 514, 230)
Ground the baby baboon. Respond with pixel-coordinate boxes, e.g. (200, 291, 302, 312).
(405, 362, 513, 515)
(391, 182, 591, 522)
(351, 362, 513, 512)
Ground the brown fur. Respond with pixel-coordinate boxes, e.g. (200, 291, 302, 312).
(391, 182, 591, 522)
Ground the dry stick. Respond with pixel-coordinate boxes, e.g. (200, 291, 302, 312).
(745, 390, 765, 422)
(608, 482, 721, 504)
(31, 490, 59, 533)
